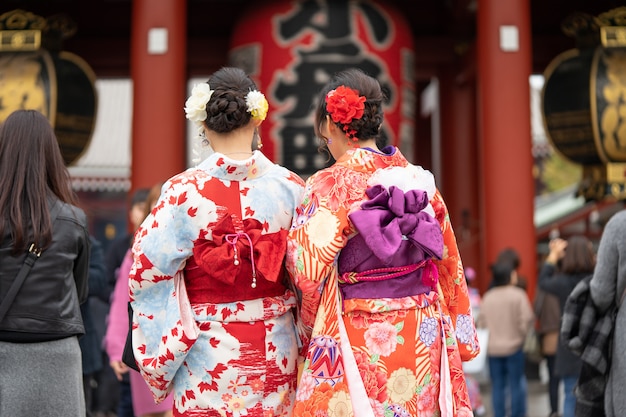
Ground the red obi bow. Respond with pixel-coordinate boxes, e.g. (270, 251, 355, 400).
(193, 215, 288, 285)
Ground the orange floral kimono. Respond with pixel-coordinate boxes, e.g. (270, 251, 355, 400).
(285, 146, 480, 417)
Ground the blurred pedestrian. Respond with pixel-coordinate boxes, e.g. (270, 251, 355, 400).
(105, 182, 173, 417)
(465, 267, 487, 416)
(539, 235, 596, 417)
(533, 286, 561, 417)
(479, 262, 535, 417)
(494, 247, 528, 290)
(94, 187, 149, 417)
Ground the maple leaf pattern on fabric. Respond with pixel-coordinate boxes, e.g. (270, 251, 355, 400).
(129, 151, 305, 415)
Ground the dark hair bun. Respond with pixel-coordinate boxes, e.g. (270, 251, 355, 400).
(203, 67, 258, 133)
(206, 90, 249, 133)
(349, 101, 384, 140)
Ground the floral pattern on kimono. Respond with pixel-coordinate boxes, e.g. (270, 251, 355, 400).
(285, 147, 480, 417)
(130, 151, 305, 416)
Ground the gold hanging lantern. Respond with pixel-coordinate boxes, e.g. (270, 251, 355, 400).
(542, 7, 626, 201)
(0, 9, 97, 166)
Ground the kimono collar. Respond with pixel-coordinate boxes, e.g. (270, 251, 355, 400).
(197, 150, 274, 181)
(335, 146, 407, 174)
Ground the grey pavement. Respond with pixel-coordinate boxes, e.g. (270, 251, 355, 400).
(478, 378, 553, 417)
(471, 360, 557, 417)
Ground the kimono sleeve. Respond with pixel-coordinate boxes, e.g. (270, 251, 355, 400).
(431, 191, 480, 362)
(285, 172, 350, 333)
(128, 180, 199, 402)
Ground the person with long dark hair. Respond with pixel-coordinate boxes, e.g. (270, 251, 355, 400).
(0, 109, 91, 416)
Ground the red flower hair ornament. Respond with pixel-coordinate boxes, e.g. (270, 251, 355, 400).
(325, 86, 366, 140)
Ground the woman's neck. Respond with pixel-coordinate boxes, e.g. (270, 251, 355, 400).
(358, 139, 380, 152)
(220, 150, 254, 160)
(209, 127, 255, 160)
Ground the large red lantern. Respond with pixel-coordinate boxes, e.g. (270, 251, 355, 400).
(229, 0, 415, 177)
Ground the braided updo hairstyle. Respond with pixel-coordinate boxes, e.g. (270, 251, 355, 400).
(204, 67, 258, 133)
(314, 68, 385, 141)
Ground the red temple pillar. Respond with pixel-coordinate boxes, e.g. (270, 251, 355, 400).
(439, 67, 481, 284)
(477, 0, 536, 298)
(130, 0, 187, 190)
(415, 81, 433, 171)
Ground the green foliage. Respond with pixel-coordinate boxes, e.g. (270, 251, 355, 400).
(540, 152, 581, 193)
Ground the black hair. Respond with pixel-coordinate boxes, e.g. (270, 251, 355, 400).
(203, 67, 258, 133)
(495, 247, 520, 270)
(0, 110, 77, 254)
(560, 235, 595, 275)
(130, 188, 150, 208)
(490, 262, 515, 287)
(314, 68, 385, 142)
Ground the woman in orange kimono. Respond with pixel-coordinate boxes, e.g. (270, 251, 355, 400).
(285, 68, 480, 417)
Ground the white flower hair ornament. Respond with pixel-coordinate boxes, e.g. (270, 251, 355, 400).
(184, 83, 214, 125)
(245, 90, 269, 121)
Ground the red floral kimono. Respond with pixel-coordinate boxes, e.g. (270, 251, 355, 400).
(286, 146, 480, 417)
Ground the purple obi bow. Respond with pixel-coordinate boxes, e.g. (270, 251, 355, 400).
(348, 185, 443, 265)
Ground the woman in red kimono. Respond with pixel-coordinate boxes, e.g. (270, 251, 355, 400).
(285, 68, 480, 417)
(129, 67, 305, 416)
